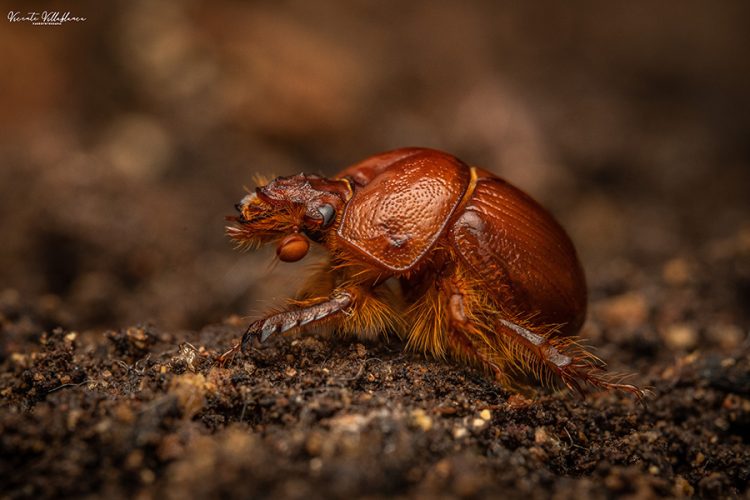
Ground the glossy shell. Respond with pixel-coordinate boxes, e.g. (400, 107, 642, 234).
(336, 148, 586, 334)
(336, 149, 470, 271)
(449, 169, 586, 334)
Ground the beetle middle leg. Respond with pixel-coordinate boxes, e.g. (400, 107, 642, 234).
(404, 272, 508, 384)
(441, 279, 510, 385)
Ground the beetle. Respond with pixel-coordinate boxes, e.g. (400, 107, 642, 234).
(224, 147, 642, 396)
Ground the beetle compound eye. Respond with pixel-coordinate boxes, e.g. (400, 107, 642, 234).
(276, 234, 310, 262)
(318, 204, 336, 228)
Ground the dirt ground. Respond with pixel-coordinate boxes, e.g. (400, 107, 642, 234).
(1, 1, 749, 499)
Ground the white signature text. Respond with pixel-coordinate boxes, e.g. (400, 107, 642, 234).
(7, 11, 86, 26)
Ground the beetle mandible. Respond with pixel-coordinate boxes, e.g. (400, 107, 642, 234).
(224, 147, 641, 396)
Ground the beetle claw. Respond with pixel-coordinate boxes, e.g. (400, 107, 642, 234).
(240, 319, 280, 353)
(240, 330, 253, 354)
(240, 323, 259, 353)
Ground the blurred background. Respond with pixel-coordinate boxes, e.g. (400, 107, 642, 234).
(1, 0, 749, 333)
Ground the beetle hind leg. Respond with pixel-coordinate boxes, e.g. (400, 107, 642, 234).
(489, 318, 644, 397)
(435, 273, 644, 398)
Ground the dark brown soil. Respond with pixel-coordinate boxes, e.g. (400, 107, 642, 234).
(2, 1, 750, 499)
(2, 240, 750, 499)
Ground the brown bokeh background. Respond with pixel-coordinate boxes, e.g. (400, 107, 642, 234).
(2, 0, 749, 332)
(3, 3, 750, 498)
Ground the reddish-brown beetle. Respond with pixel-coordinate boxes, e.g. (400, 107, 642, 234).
(225, 148, 641, 396)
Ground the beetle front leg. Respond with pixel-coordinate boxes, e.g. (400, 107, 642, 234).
(241, 290, 353, 351)
(217, 289, 353, 365)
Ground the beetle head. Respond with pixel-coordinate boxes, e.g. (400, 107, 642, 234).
(227, 173, 352, 261)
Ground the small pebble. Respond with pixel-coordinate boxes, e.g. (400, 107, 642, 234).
(534, 427, 549, 444)
(673, 475, 694, 497)
(597, 292, 648, 331)
(662, 258, 692, 286)
(663, 324, 698, 350)
(471, 418, 486, 429)
(707, 324, 745, 350)
(140, 469, 156, 485)
(410, 409, 433, 432)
